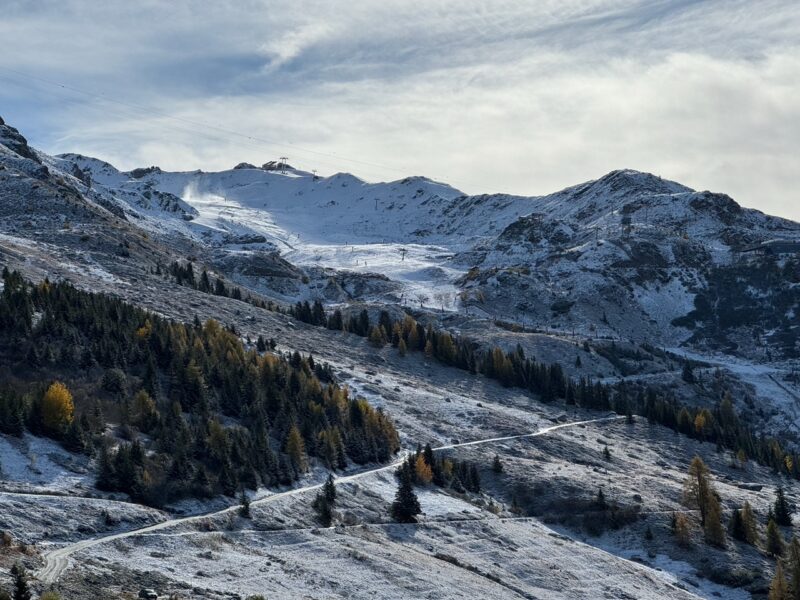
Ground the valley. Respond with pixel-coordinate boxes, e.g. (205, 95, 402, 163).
(0, 114, 798, 599)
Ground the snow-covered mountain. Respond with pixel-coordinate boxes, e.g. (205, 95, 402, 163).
(2, 115, 797, 361)
(3, 115, 800, 600)
(455, 170, 800, 357)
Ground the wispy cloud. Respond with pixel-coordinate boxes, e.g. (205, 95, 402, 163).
(1, 0, 798, 219)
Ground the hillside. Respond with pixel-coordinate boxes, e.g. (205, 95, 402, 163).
(0, 115, 799, 599)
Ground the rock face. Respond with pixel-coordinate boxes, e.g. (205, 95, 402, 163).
(261, 160, 294, 171)
(0, 118, 41, 163)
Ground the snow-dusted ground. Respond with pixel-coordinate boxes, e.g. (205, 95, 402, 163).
(0, 434, 92, 493)
(0, 272, 788, 599)
(2, 121, 799, 598)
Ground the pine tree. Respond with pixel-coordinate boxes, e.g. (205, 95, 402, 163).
(63, 419, 85, 453)
(603, 446, 612, 461)
(323, 474, 336, 504)
(398, 338, 407, 357)
(492, 454, 503, 474)
(595, 487, 607, 510)
(391, 462, 421, 523)
(775, 487, 793, 526)
(768, 518, 786, 557)
(10, 563, 31, 600)
(239, 489, 251, 518)
(313, 492, 333, 527)
(770, 561, 789, 600)
(729, 506, 745, 541)
(682, 361, 695, 383)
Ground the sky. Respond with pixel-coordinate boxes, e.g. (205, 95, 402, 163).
(1, 0, 799, 220)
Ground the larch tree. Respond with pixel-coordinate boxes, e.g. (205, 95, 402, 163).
(741, 501, 759, 545)
(683, 455, 725, 547)
(41, 381, 74, 434)
(730, 501, 758, 545)
(673, 512, 692, 548)
(414, 454, 433, 485)
(683, 456, 713, 525)
(704, 494, 726, 548)
(285, 424, 308, 473)
(770, 561, 789, 600)
(788, 536, 800, 600)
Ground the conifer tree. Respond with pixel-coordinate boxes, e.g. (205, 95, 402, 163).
(285, 424, 308, 473)
(740, 501, 759, 545)
(313, 492, 333, 527)
(368, 326, 386, 348)
(10, 563, 31, 600)
(788, 536, 800, 600)
(768, 518, 786, 557)
(414, 454, 433, 484)
(683, 456, 713, 525)
(595, 487, 607, 510)
(63, 419, 85, 454)
(729, 506, 745, 541)
(323, 474, 336, 504)
(770, 561, 789, 600)
(682, 361, 695, 383)
(239, 489, 251, 518)
(391, 462, 421, 523)
(775, 487, 793, 526)
(684, 456, 725, 547)
(492, 454, 503, 474)
(673, 512, 691, 548)
(704, 494, 726, 548)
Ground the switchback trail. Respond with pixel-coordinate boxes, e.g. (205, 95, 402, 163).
(37, 416, 622, 585)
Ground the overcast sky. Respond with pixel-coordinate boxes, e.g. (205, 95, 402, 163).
(1, 0, 798, 220)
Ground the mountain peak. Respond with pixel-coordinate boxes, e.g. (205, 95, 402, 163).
(586, 169, 693, 197)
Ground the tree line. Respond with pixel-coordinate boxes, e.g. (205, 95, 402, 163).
(286, 298, 800, 482)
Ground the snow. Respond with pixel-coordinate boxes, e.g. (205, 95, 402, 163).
(0, 434, 92, 493)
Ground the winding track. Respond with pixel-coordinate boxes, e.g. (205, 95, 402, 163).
(37, 416, 622, 585)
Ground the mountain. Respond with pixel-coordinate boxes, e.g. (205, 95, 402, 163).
(456, 169, 800, 357)
(1, 115, 799, 599)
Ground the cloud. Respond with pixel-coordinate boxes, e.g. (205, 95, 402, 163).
(1, 0, 798, 220)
